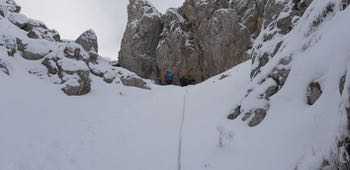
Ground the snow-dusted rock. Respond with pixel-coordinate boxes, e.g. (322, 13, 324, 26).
(121, 76, 150, 90)
(0, 0, 21, 16)
(118, 0, 162, 80)
(75, 29, 98, 53)
(120, 0, 255, 84)
(0, 58, 9, 75)
(16, 38, 51, 60)
(8, 12, 60, 42)
(61, 70, 91, 96)
(306, 81, 322, 105)
(0, 34, 17, 56)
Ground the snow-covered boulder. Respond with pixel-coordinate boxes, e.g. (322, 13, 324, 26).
(120, 76, 150, 90)
(75, 29, 98, 53)
(61, 70, 91, 96)
(8, 12, 60, 42)
(16, 38, 52, 60)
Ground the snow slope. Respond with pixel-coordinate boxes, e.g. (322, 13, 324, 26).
(1, 0, 350, 170)
(0, 53, 250, 170)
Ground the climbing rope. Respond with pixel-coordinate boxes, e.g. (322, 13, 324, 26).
(177, 88, 188, 170)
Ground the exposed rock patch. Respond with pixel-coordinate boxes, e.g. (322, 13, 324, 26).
(227, 105, 241, 120)
(306, 81, 322, 105)
(248, 108, 267, 127)
(121, 76, 150, 90)
(340, 73, 346, 95)
(0, 59, 9, 75)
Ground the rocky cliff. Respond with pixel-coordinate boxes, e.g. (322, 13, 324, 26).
(119, 0, 295, 85)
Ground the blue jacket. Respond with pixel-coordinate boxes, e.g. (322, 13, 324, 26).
(165, 71, 174, 81)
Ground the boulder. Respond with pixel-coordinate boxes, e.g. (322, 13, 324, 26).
(277, 16, 293, 34)
(269, 68, 291, 87)
(63, 43, 89, 61)
(17, 38, 51, 60)
(8, 13, 60, 42)
(121, 76, 150, 90)
(75, 29, 98, 53)
(227, 105, 241, 120)
(103, 71, 116, 84)
(62, 70, 91, 96)
(248, 108, 267, 127)
(41, 58, 58, 75)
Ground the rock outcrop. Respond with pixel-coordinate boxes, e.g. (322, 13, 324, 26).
(228, 0, 316, 127)
(0, 0, 152, 96)
(75, 29, 98, 53)
(119, 0, 311, 85)
(118, 0, 162, 80)
(120, 0, 277, 85)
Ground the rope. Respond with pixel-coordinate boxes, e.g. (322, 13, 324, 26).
(177, 88, 188, 170)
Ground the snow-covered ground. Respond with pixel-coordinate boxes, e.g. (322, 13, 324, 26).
(1, 0, 350, 170)
(0, 54, 250, 170)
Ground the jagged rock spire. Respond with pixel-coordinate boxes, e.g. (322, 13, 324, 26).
(118, 0, 162, 80)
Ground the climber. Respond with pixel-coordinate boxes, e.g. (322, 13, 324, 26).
(165, 69, 175, 85)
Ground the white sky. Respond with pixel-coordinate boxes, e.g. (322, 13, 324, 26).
(16, 0, 184, 59)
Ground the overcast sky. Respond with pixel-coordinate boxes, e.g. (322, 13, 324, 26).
(16, 0, 184, 59)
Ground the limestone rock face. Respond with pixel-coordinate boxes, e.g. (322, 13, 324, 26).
(118, 0, 162, 80)
(198, 9, 249, 78)
(156, 8, 202, 84)
(119, 0, 258, 84)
